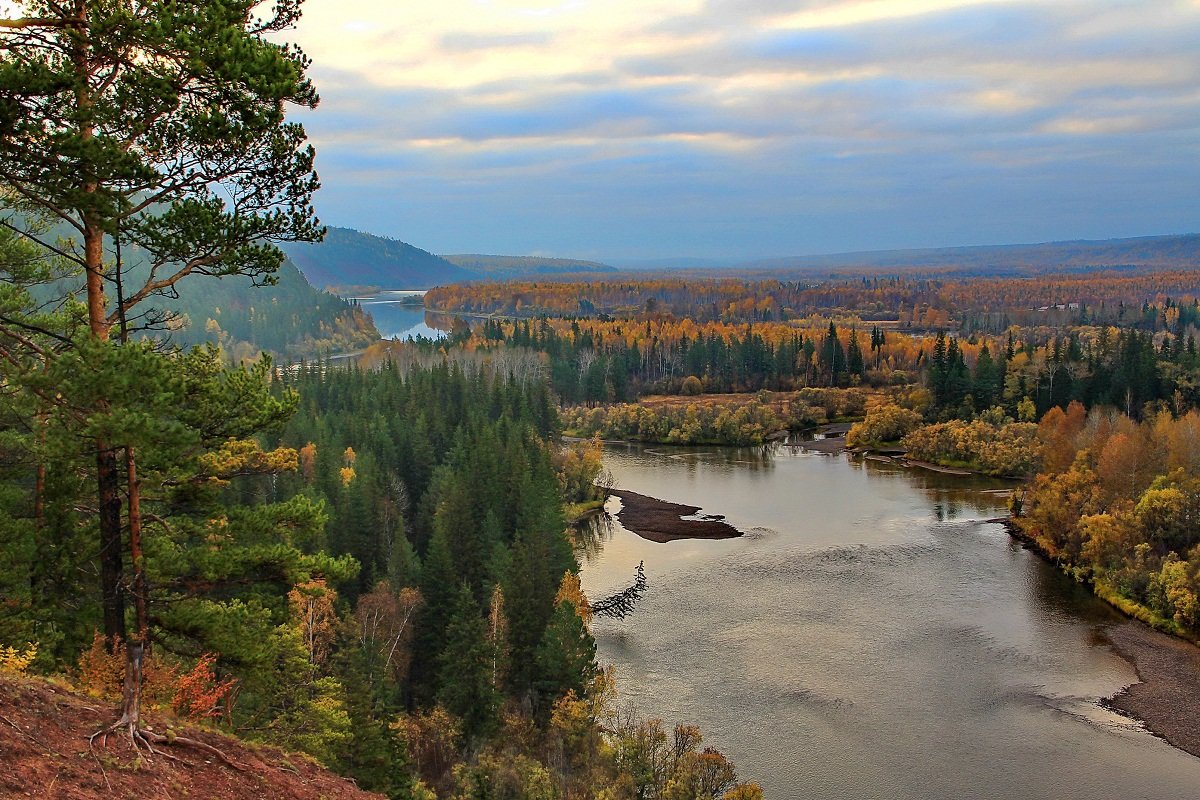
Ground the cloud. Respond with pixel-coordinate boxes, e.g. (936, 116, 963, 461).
(439, 31, 552, 51)
(285, 0, 1200, 258)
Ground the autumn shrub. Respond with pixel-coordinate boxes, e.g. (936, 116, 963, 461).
(451, 754, 555, 800)
(556, 436, 608, 504)
(395, 705, 463, 789)
(1151, 554, 1200, 628)
(172, 653, 237, 719)
(902, 419, 1041, 476)
(75, 632, 125, 699)
(562, 400, 788, 446)
(74, 632, 236, 718)
(0, 642, 37, 674)
(846, 404, 924, 447)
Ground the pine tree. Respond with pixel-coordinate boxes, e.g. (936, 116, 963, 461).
(1, 2, 327, 744)
(0, 220, 91, 663)
(1, 0, 324, 651)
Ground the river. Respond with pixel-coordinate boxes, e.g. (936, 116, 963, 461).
(577, 442, 1200, 799)
(349, 290, 447, 340)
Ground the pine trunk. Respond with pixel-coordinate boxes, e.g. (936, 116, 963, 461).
(98, 445, 126, 645)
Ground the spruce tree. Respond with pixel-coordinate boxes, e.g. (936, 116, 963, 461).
(973, 344, 1000, 409)
(820, 322, 846, 385)
(845, 329, 865, 377)
(412, 526, 458, 702)
(534, 599, 597, 704)
(339, 644, 416, 798)
(437, 584, 500, 742)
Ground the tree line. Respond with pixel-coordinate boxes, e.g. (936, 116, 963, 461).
(426, 315, 1200, 427)
(426, 272, 1200, 334)
(1016, 404, 1200, 638)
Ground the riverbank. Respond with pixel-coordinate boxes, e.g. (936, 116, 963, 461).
(1003, 518, 1200, 758)
(792, 434, 846, 453)
(1103, 621, 1200, 758)
(608, 488, 742, 543)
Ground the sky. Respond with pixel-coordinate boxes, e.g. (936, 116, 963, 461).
(287, 0, 1200, 261)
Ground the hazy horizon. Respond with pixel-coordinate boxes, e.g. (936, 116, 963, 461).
(327, 224, 1200, 267)
(286, 0, 1200, 261)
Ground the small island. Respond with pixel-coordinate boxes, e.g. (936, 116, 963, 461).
(608, 489, 742, 543)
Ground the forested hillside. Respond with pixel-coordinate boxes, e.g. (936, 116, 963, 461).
(162, 259, 378, 360)
(283, 227, 474, 292)
(16, 214, 377, 360)
(284, 229, 620, 293)
(0, 4, 761, 798)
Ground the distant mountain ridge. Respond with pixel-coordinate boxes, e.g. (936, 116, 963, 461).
(732, 233, 1200, 275)
(609, 233, 1200, 275)
(285, 228, 1200, 289)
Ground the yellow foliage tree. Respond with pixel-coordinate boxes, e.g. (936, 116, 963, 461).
(288, 578, 339, 667)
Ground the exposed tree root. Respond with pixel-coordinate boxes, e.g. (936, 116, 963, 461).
(143, 730, 243, 771)
(88, 716, 244, 772)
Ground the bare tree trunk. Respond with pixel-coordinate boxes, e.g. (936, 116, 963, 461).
(119, 640, 143, 727)
(127, 447, 147, 643)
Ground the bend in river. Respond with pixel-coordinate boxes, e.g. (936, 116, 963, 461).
(577, 442, 1200, 800)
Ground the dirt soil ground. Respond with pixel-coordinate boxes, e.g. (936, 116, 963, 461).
(1103, 620, 1200, 758)
(0, 675, 383, 800)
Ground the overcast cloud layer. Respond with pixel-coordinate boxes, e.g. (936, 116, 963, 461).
(289, 0, 1200, 260)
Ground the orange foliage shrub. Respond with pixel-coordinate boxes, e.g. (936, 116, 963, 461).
(172, 653, 237, 720)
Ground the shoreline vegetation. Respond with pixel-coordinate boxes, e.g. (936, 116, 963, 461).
(561, 389, 869, 447)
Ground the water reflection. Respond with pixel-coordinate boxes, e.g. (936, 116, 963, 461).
(573, 511, 616, 565)
(620, 441, 779, 471)
(353, 292, 452, 341)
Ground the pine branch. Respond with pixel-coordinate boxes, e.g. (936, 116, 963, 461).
(589, 561, 648, 620)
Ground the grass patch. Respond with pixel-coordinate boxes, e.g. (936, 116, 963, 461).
(565, 499, 606, 523)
